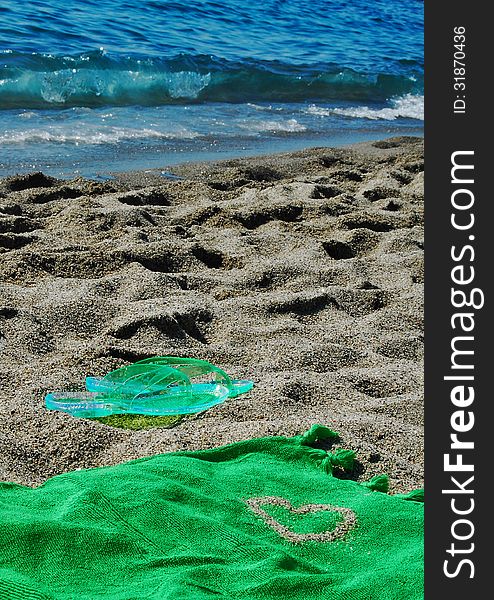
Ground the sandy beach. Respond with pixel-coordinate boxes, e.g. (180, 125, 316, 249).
(0, 136, 423, 492)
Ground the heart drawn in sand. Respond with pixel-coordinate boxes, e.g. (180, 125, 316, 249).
(245, 496, 357, 543)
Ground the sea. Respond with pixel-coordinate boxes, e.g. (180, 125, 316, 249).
(0, 0, 423, 178)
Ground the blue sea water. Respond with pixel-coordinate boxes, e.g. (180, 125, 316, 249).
(0, 0, 423, 177)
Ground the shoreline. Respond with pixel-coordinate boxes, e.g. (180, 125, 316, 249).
(0, 126, 423, 180)
(0, 136, 424, 492)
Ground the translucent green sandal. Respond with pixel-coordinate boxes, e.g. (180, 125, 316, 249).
(45, 357, 253, 418)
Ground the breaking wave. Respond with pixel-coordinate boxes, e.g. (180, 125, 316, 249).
(0, 51, 424, 109)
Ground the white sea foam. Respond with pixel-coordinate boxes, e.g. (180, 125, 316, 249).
(242, 118, 306, 133)
(306, 94, 424, 121)
(17, 111, 38, 119)
(0, 126, 199, 145)
(246, 103, 284, 112)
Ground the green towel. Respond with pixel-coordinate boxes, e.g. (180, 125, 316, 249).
(0, 425, 423, 599)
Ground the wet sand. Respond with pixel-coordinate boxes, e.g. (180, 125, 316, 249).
(0, 136, 423, 492)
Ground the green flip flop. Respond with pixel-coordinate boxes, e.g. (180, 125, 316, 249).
(46, 357, 252, 418)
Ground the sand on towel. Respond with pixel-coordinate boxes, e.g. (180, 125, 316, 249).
(0, 136, 424, 492)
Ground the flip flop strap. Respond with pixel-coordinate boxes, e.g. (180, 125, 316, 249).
(103, 363, 193, 399)
(135, 356, 234, 390)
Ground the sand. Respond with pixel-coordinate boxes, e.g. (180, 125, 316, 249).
(0, 136, 423, 492)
